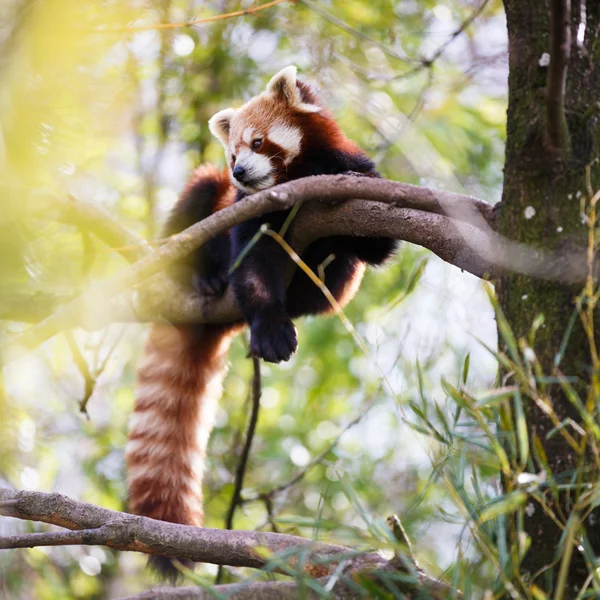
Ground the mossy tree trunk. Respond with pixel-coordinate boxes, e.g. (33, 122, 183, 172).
(499, 0, 600, 592)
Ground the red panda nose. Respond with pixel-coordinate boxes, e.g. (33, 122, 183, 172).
(232, 165, 246, 182)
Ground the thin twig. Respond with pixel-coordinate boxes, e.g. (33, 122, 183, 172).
(424, 0, 491, 66)
(64, 331, 95, 415)
(216, 356, 262, 584)
(333, 0, 492, 81)
(298, 0, 412, 63)
(242, 385, 384, 505)
(108, 0, 288, 32)
(226, 357, 262, 529)
(547, 0, 572, 153)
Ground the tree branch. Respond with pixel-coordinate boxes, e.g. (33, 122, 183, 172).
(105, 0, 288, 32)
(241, 384, 384, 506)
(0, 487, 349, 573)
(225, 357, 263, 530)
(4, 175, 494, 359)
(26, 190, 151, 261)
(120, 581, 315, 600)
(3, 174, 592, 360)
(0, 487, 460, 599)
(547, 0, 571, 152)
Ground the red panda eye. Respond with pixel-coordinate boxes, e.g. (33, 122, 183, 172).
(252, 139, 262, 150)
(231, 154, 236, 163)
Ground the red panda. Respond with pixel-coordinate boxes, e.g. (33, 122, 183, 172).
(126, 66, 398, 579)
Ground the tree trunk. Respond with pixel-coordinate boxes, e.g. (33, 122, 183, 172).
(500, 0, 600, 591)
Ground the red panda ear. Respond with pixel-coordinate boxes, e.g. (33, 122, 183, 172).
(209, 108, 236, 148)
(266, 66, 320, 114)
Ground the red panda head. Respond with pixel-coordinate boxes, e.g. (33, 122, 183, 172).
(209, 66, 334, 194)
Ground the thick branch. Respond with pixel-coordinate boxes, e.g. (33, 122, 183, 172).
(547, 0, 571, 152)
(0, 487, 460, 599)
(0, 487, 348, 573)
(120, 581, 312, 600)
(3, 175, 592, 357)
(4, 175, 493, 358)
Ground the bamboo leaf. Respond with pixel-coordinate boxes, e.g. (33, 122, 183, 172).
(478, 492, 528, 524)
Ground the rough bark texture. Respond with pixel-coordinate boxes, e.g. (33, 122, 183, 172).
(0, 488, 459, 600)
(501, 0, 600, 590)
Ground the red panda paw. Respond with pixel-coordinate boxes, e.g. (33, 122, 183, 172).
(192, 271, 229, 297)
(250, 312, 298, 363)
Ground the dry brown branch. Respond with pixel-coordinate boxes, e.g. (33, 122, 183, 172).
(0, 487, 349, 572)
(0, 487, 460, 599)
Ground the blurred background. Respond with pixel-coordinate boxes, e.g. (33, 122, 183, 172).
(0, 0, 506, 597)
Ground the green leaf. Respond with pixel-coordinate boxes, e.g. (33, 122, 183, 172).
(478, 491, 528, 524)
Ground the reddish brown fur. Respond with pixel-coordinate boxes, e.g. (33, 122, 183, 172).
(323, 262, 366, 313)
(226, 82, 365, 188)
(183, 164, 235, 212)
(126, 323, 241, 526)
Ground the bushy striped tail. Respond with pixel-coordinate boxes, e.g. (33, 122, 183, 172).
(126, 322, 238, 580)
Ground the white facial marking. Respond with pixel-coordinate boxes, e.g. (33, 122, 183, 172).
(232, 148, 273, 192)
(242, 127, 254, 144)
(268, 124, 302, 164)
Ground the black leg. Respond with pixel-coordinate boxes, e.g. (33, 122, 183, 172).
(347, 237, 399, 266)
(230, 213, 298, 363)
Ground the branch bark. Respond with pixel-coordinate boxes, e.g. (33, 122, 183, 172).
(0, 487, 460, 599)
(3, 174, 592, 361)
(120, 581, 317, 600)
(0, 487, 349, 573)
